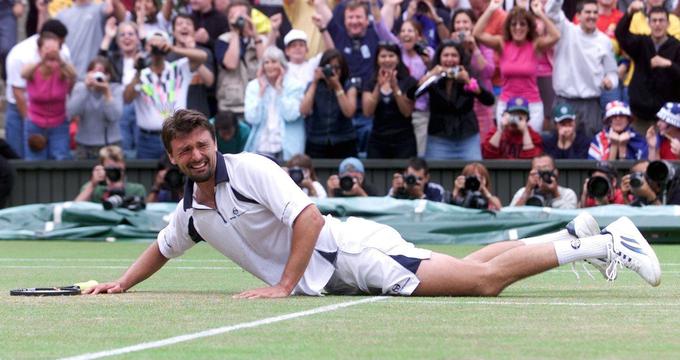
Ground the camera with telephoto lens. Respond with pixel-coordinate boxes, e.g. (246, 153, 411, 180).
(508, 114, 521, 125)
(135, 55, 151, 71)
(163, 167, 186, 191)
(102, 189, 146, 211)
(460, 176, 487, 209)
(630, 171, 646, 189)
(404, 174, 418, 186)
(587, 176, 611, 198)
(538, 170, 554, 184)
(646, 160, 677, 185)
(526, 187, 547, 207)
(105, 167, 122, 182)
(234, 16, 246, 31)
(150, 44, 169, 56)
(288, 167, 304, 185)
(93, 71, 107, 83)
(322, 64, 334, 78)
(413, 40, 429, 56)
(339, 175, 355, 192)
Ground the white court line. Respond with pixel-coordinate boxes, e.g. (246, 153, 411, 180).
(58, 296, 388, 360)
(0, 258, 231, 263)
(389, 299, 680, 307)
(0, 265, 241, 270)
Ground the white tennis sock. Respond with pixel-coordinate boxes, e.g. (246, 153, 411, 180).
(521, 229, 574, 245)
(553, 234, 611, 265)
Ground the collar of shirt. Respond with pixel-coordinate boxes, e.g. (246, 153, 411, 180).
(183, 151, 229, 211)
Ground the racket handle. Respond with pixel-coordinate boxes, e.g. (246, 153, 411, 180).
(74, 280, 99, 291)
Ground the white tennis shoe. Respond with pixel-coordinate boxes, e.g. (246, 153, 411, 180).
(565, 212, 609, 279)
(601, 217, 662, 287)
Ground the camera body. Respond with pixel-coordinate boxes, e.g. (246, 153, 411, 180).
(538, 170, 554, 184)
(508, 114, 522, 125)
(289, 167, 304, 185)
(413, 40, 429, 56)
(92, 71, 107, 83)
(446, 66, 460, 78)
(150, 44, 169, 57)
(234, 16, 246, 31)
(630, 171, 646, 189)
(404, 174, 418, 186)
(464, 176, 480, 192)
(135, 55, 151, 71)
(103, 195, 146, 211)
(322, 64, 334, 78)
(162, 167, 186, 191)
(339, 175, 355, 192)
(587, 176, 611, 198)
(105, 167, 122, 183)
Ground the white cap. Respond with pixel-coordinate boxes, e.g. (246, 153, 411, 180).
(284, 29, 308, 47)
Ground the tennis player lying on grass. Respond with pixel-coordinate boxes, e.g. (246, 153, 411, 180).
(86, 110, 662, 298)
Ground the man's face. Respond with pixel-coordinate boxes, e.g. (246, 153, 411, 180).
(597, 0, 614, 8)
(532, 156, 555, 173)
(649, 12, 669, 39)
(556, 118, 576, 137)
(578, 4, 599, 33)
(284, 40, 308, 64)
(344, 6, 369, 37)
(609, 114, 630, 133)
(228, 5, 249, 25)
(173, 17, 195, 43)
(168, 127, 218, 183)
(404, 167, 429, 190)
(470, 0, 490, 16)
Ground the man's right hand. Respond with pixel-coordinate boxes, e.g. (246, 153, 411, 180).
(84, 281, 126, 295)
(391, 173, 405, 194)
(628, 0, 644, 14)
(91, 165, 106, 186)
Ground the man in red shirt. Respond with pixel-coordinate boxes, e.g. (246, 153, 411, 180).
(573, 0, 623, 38)
(482, 96, 543, 159)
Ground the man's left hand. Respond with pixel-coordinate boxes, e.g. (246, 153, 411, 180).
(650, 55, 672, 68)
(233, 284, 291, 299)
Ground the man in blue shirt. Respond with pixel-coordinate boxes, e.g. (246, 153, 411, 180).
(387, 157, 446, 201)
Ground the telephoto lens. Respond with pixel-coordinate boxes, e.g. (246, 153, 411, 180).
(288, 167, 304, 185)
(103, 195, 124, 210)
(339, 175, 355, 191)
(587, 176, 610, 198)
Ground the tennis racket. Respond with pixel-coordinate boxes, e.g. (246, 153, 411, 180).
(10, 286, 81, 296)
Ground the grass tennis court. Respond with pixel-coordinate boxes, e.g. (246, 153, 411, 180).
(2, 241, 679, 359)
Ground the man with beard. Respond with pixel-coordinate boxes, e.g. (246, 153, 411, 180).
(85, 109, 662, 298)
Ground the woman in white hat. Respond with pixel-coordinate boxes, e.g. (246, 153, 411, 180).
(647, 102, 680, 161)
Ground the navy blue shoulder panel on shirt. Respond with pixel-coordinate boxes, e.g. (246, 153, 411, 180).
(188, 217, 205, 243)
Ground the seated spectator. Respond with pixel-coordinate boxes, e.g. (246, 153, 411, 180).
(326, 157, 379, 197)
(510, 154, 578, 208)
(451, 8, 496, 139)
(99, 20, 142, 158)
(616, 4, 680, 132)
(621, 159, 680, 205)
(168, 14, 215, 117)
(300, 49, 358, 159)
(482, 96, 543, 159)
(362, 42, 418, 159)
(450, 162, 502, 210)
(387, 157, 445, 202)
(424, 41, 495, 160)
(648, 102, 680, 160)
(588, 101, 648, 160)
(147, 154, 184, 203)
(74, 145, 147, 203)
(244, 46, 305, 161)
(284, 154, 327, 198)
(579, 161, 626, 207)
(542, 103, 590, 159)
(474, 0, 560, 132)
(0, 139, 20, 209)
(21, 32, 76, 160)
(210, 111, 250, 154)
(283, 29, 322, 86)
(67, 57, 124, 160)
(124, 30, 207, 159)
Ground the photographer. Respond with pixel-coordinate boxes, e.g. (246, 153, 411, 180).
(147, 154, 184, 203)
(450, 162, 502, 210)
(622, 159, 680, 206)
(510, 154, 578, 208)
(579, 161, 625, 208)
(387, 157, 445, 202)
(123, 30, 207, 159)
(74, 145, 146, 203)
(326, 157, 378, 198)
(482, 97, 543, 159)
(284, 154, 327, 198)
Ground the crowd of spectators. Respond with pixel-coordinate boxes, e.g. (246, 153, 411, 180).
(1, 0, 680, 209)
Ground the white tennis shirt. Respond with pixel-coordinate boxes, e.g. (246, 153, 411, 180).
(157, 152, 338, 295)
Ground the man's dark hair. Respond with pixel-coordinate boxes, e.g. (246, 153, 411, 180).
(532, 153, 556, 169)
(227, 0, 253, 17)
(162, 110, 216, 154)
(407, 157, 429, 175)
(319, 48, 350, 84)
(214, 110, 239, 134)
(344, 0, 369, 17)
(576, 0, 598, 13)
(40, 19, 68, 39)
(648, 6, 669, 20)
(172, 13, 195, 31)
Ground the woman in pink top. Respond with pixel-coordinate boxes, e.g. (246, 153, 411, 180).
(473, 0, 559, 132)
(20, 32, 76, 160)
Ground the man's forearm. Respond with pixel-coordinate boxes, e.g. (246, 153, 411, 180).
(118, 241, 169, 291)
(172, 46, 207, 68)
(278, 205, 324, 293)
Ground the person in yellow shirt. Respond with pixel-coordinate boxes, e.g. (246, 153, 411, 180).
(284, 0, 337, 58)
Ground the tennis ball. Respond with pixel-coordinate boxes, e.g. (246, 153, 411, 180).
(74, 280, 99, 292)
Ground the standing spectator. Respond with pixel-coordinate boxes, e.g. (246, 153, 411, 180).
(626, 0, 680, 39)
(542, 103, 591, 159)
(387, 156, 446, 202)
(573, 0, 623, 37)
(450, 162, 503, 210)
(211, 110, 251, 154)
(168, 14, 215, 117)
(0, 139, 19, 209)
(4, 19, 71, 158)
(401, 0, 452, 49)
(67, 57, 124, 160)
(362, 42, 418, 159)
(300, 49, 358, 159)
(244, 46, 305, 161)
(113, 0, 173, 39)
(615, 5, 680, 132)
(99, 19, 141, 158)
(482, 96, 544, 159)
(283, 29, 322, 86)
(546, 0, 619, 138)
(451, 8, 496, 139)
(124, 31, 207, 159)
(21, 32, 77, 160)
(49, 0, 125, 78)
(647, 102, 680, 160)
(423, 40, 495, 160)
(215, 0, 265, 119)
(188, 0, 229, 52)
(588, 100, 648, 160)
(474, 0, 560, 132)
(509, 153, 578, 208)
(0, 0, 24, 80)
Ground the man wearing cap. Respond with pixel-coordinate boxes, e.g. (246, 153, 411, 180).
(124, 30, 207, 159)
(616, 5, 680, 132)
(588, 100, 648, 160)
(579, 161, 626, 207)
(4, 19, 71, 158)
(482, 96, 543, 159)
(283, 29, 322, 85)
(542, 103, 591, 159)
(647, 102, 680, 160)
(326, 157, 378, 197)
(188, 0, 229, 53)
